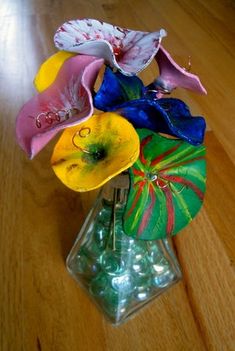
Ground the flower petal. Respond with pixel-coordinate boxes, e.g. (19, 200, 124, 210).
(94, 66, 144, 111)
(124, 129, 206, 240)
(51, 113, 140, 191)
(54, 18, 166, 75)
(94, 69, 206, 145)
(151, 46, 207, 97)
(114, 98, 206, 145)
(34, 51, 76, 92)
(16, 55, 104, 158)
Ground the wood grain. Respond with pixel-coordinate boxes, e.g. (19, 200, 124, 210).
(0, 0, 235, 350)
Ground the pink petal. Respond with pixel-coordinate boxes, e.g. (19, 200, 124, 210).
(154, 46, 207, 97)
(16, 55, 104, 158)
(54, 18, 166, 76)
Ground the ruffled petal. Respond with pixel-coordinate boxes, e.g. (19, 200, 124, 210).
(94, 66, 144, 111)
(16, 55, 104, 158)
(51, 113, 140, 191)
(151, 46, 207, 97)
(54, 18, 166, 75)
(94, 68, 206, 145)
(114, 98, 206, 145)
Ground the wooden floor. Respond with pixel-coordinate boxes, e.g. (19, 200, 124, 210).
(1, 0, 235, 350)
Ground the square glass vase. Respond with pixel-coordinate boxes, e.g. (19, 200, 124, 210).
(67, 174, 182, 325)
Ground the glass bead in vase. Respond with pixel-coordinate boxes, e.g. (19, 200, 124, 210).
(67, 174, 182, 325)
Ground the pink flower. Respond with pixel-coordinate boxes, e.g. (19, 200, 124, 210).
(153, 46, 207, 98)
(16, 55, 104, 158)
(54, 18, 166, 76)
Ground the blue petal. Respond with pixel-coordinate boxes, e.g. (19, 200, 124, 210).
(115, 98, 206, 145)
(94, 66, 144, 111)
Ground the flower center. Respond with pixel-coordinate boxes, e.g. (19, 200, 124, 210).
(113, 46, 124, 60)
(83, 143, 108, 164)
(146, 172, 158, 181)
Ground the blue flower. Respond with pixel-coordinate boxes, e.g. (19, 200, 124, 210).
(94, 67, 206, 146)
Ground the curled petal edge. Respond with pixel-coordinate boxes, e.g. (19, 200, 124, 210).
(16, 56, 104, 159)
(154, 46, 207, 97)
(54, 19, 166, 75)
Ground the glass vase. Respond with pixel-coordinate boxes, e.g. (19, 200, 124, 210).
(67, 174, 182, 325)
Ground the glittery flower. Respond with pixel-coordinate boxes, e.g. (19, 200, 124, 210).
(16, 54, 104, 158)
(51, 113, 140, 191)
(94, 67, 206, 145)
(54, 18, 166, 76)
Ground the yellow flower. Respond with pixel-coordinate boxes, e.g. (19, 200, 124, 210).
(34, 51, 75, 92)
(51, 112, 140, 191)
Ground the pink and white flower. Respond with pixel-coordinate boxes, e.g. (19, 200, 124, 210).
(153, 46, 207, 98)
(54, 18, 166, 76)
(16, 55, 104, 158)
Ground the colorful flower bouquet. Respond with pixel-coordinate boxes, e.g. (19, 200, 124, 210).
(16, 19, 207, 324)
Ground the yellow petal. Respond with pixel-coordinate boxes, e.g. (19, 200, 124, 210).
(51, 112, 140, 192)
(34, 51, 76, 92)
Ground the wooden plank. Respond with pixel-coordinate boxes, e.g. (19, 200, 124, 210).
(0, 0, 235, 350)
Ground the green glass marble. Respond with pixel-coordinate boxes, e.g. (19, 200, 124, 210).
(132, 258, 151, 279)
(89, 272, 109, 297)
(70, 251, 100, 278)
(111, 273, 133, 293)
(101, 289, 129, 318)
(134, 287, 152, 301)
(66, 178, 182, 325)
(100, 251, 127, 275)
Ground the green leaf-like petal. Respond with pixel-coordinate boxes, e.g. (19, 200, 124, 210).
(124, 129, 206, 240)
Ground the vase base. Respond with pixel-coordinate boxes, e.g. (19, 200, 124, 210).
(67, 236, 182, 325)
